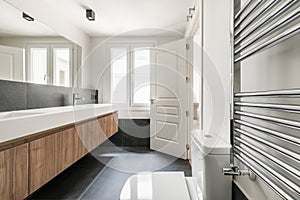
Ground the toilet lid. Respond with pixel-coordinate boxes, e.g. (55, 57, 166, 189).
(120, 172, 190, 200)
(192, 131, 231, 155)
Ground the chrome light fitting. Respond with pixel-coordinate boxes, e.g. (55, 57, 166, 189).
(187, 6, 195, 22)
(23, 12, 34, 21)
(86, 9, 95, 21)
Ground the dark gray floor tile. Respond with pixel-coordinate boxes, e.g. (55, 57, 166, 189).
(28, 145, 191, 200)
(27, 155, 106, 200)
(79, 167, 132, 200)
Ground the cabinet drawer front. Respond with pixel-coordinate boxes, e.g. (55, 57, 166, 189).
(29, 134, 56, 194)
(0, 143, 28, 200)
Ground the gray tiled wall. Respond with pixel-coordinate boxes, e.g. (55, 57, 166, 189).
(0, 80, 98, 112)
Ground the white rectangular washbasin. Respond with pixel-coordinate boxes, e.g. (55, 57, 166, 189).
(0, 104, 117, 144)
(0, 112, 45, 119)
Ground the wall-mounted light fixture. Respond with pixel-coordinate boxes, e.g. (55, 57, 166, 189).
(189, 6, 195, 15)
(23, 12, 34, 21)
(187, 6, 195, 22)
(86, 9, 95, 21)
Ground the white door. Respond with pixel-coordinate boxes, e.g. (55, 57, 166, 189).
(150, 39, 189, 159)
(0, 45, 23, 81)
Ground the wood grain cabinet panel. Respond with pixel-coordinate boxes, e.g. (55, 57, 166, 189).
(98, 113, 118, 139)
(112, 113, 119, 135)
(76, 121, 93, 152)
(55, 128, 77, 173)
(107, 115, 113, 137)
(98, 116, 108, 140)
(29, 134, 57, 194)
(0, 144, 28, 200)
(91, 119, 105, 149)
(73, 127, 87, 161)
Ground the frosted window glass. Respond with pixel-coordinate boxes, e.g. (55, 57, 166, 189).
(133, 49, 150, 104)
(53, 48, 70, 87)
(111, 48, 128, 103)
(30, 48, 47, 84)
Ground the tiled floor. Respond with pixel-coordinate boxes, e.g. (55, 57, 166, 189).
(27, 144, 191, 200)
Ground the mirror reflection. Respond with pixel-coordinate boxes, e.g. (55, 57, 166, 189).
(0, 1, 81, 87)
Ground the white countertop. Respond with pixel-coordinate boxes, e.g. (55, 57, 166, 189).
(0, 104, 117, 144)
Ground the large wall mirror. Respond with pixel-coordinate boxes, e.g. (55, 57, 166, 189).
(0, 1, 82, 87)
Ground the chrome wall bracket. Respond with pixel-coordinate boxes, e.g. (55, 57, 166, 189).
(223, 166, 256, 181)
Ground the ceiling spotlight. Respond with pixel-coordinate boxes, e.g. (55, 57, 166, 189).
(86, 9, 95, 21)
(23, 12, 34, 21)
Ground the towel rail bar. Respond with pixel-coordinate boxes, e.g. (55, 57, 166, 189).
(235, 110, 300, 130)
(235, 0, 263, 28)
(234, 0, 252, 20)
(234, 8, 300, 55)
(234, 0, 278, 37)
(234, 23, 300, 62)
(234, 146, 299, 199)
(235, 89, 300, 97)
(234, 101, 300, 113)
(234, 119, 300, 146)
(234, 0, 297, 45)
(234, 136, 300, 180)
(234, 153, 292, 199)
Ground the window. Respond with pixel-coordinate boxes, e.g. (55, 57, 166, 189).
(132, 48, 150, 105)
(53, 48, 71, 87)
(30, 48, 48, 84)
(111, 47, 128, 104)
(110, 44, 151, 107)
(27, 44, 73, 87)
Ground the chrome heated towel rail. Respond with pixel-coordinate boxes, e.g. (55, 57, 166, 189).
(228, 0, 300, 199)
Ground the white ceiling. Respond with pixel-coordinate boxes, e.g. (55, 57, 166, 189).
(45, 0, 196, 37)
(0, 1, 58, 37)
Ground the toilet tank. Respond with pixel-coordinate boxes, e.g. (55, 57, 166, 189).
(191, 131, 232, 200)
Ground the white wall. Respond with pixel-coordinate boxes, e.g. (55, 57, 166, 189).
(202, 0, 231, 142)
(4, 0, 91, 88)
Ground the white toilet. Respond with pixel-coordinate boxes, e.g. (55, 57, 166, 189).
(120, 132, 232, 200)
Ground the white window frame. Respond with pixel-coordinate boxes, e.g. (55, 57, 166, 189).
(25, 43, 74, 87)
(130, 44, 152, 107)
(108, 42, 153, 109)
(110, 44, 130, 106)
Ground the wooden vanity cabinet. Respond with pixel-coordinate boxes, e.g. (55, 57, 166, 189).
(0, 144, 28, 200)
(0, 112, 118, 199)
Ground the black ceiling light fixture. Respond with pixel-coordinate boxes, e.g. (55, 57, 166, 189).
(86, 9, 95, 21)
(22, 12, 34, 21)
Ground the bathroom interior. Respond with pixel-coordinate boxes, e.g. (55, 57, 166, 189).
(0, 0, 299, 199)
